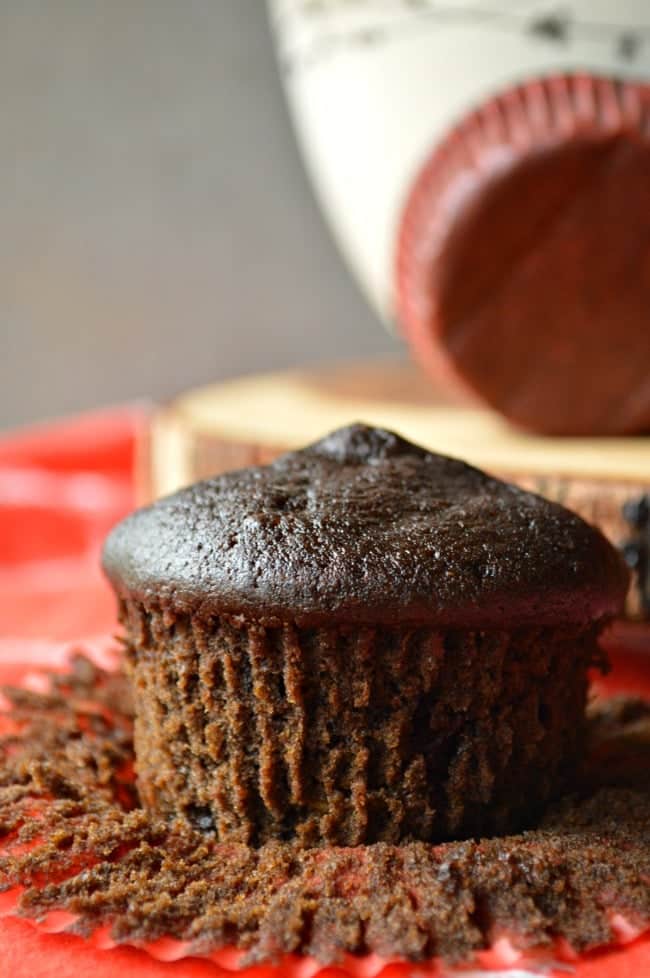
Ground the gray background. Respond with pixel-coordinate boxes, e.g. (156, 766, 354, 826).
(1, 2, 396, 429)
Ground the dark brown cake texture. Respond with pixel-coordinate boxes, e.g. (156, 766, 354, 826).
(102, 424, 628, 847)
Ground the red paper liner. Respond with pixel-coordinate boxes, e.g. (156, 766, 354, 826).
(1, 886, 649, 978)
(0, 891, 647, 978)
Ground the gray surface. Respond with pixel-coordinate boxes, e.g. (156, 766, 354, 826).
(0, 1, 396, 429)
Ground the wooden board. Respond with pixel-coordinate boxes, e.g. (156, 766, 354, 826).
(149, 359, 650, 621)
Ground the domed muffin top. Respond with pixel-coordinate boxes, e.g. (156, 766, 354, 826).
(103, 424, 628, 627)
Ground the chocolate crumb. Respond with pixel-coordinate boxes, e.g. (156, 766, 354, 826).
(0, 655, 649, 966)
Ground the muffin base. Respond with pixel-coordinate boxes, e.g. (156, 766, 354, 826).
(2, 653, 649, 968)
(120, 600, 602, 846)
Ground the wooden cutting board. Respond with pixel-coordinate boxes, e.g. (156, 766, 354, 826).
(148, 359, 650, 621)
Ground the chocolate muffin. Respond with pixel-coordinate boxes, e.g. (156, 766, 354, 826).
(102, 424, 628, 847)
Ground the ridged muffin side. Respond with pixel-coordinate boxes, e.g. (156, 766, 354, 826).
(121, 597, 600, 846)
